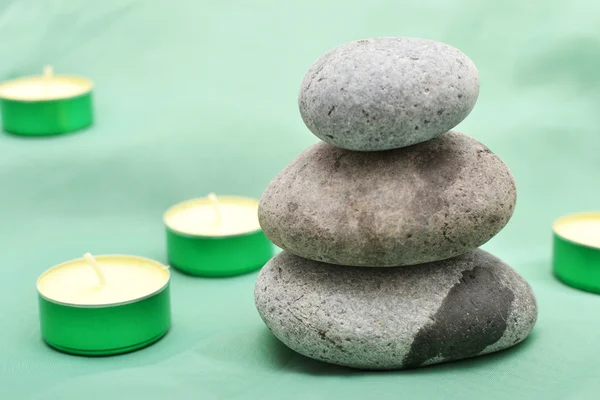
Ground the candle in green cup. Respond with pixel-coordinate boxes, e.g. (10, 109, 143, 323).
(164, 194, 274, 277)
(37, 254, 171, 356)
(0, 66, 93, 136)
(553, 212, 600, 294)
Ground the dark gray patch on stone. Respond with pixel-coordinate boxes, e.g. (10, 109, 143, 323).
(254, 250, 537, 370)
(403, 266, 514, 368)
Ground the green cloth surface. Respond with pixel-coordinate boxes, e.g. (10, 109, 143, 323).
(1, 0, 600, 398)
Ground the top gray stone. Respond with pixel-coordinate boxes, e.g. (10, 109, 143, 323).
(298, 37, 479, 151)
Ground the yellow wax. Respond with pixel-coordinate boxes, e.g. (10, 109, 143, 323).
(164, 196, 261, 236)
(0, 76, 92, 101)
(554, 213, 600, 249)
(37, 255, 169, 306)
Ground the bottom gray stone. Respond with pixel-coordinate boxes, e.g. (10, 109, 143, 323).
(254, 250, 537, 370)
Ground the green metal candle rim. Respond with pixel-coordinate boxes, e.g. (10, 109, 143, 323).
(1, 92, 94, 136)
(39, 283, 171, 356)
(165, 225, 262, 239)
(553, 212, 600, 294)
(47, 331, 168, 356)
(163, 195, 262, 238)
(164, 196, 273, 277)
(0, 74, 94, 136)
(166, 229, 273, 277)
(0, 88, 92, 102)
(36, 254, 170, 308)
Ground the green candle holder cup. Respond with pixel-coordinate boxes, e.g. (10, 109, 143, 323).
(553, 212, 600, 294)
(164, 196, 274, 277)
(0, 67, 93, 136)
(37, 255, 171, 356)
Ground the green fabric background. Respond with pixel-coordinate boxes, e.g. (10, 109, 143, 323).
(1, 0, 600, 398)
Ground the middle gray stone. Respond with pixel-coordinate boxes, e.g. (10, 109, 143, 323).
(258, 131, 516, 267)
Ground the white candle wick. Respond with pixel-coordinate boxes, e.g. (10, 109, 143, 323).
(43, 65, 54, 78)
(207, 192, 222, 226)
(83, 253, 107, 287)
(42, 65, 53, 98)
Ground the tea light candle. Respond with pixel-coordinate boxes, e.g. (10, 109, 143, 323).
(37, 254, 171, 355)
(0, 66, 93, 136)
(553, 212, 600, 294)
(164, 194, 273, 276)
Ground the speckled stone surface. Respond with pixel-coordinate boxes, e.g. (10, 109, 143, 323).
(298, 37, 479, 151)
(258, 131, 516, 267)
(255, 250, 537, 370)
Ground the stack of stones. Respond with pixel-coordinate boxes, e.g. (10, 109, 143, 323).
(255, 37, 537, 370)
